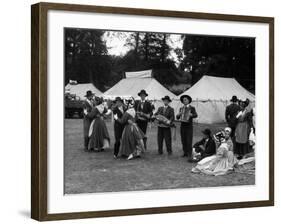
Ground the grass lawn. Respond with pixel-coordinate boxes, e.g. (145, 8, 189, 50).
(64, 119, 255, 194)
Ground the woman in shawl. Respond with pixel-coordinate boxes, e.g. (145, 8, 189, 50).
(118, 98, 145, 160)
(87, 97, 110, 152)
(234, 100, 253, 159)
(192, 131, 238, 176)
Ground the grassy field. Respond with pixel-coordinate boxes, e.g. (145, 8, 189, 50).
(64, 119, 255, 194)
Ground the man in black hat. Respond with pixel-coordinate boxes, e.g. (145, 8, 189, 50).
(176, 95, 198, 159)
(112, 97, 127, 158)
(135, 89, 153, 149)
(192, 128, 216, 160)
(153, 96, 175, 155)
(225, 95, 240, 138)
(83, 90, 95, 151)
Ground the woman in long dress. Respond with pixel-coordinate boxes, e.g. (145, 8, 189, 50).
(87, 98, 110, 152)
(235, 100, 253, 158)
(192, 133, 238, 176)
(118, 102, 145, 160)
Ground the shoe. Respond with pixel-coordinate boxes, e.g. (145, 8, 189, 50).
(158, 152, 163, 155)
(181, 154, 188, 157)
(113, 155, 117, 159)
(127, 154, 134, 160)
(168, 152, 173, 155)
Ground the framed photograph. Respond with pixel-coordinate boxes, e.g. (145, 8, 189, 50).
(31, 2, 274, 221)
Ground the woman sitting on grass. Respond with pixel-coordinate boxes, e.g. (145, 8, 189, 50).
(191, 130, 238, 176)
(118, 98, 145, 160)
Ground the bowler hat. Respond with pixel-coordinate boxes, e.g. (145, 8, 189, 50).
(85, 90, 94, 97)
(180, 95, 192, 103)
(138, 89, 148, 97)
(162, 95, 172, 102)
(230, 95, 238, 102)
(202, 128, 211, 136)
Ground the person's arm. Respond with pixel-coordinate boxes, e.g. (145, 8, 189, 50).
(87, 108, 98, 119)
(176, 107, 182, 120)
(225, 107, 229, 122)
(117, 112, 129, 124)
(191, 107, 198, 118)
(193, 138, 204, 148)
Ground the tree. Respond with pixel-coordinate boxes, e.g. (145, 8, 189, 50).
(181, 35, 255, 90)
(64, 28, 111, 90)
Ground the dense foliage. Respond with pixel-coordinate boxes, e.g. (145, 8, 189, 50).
(65, 28, 255, 93)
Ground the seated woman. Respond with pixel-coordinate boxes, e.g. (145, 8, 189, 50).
(192, 128, 216, 161)
(192, 131, 238, 176)
(118, 99, 145, 160)
(87, 97, 110, 152)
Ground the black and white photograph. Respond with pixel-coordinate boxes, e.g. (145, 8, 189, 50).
(64, 28, 256, 194)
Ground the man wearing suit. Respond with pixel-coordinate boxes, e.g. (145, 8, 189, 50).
(153, 96, 175, 155)
(176, 95, 198, 160)
(83, 90, 95, 151)
(135, 89, 153, 149)
(112, 97, 127, 158)
(225, 95, 241, 138)
(193, 128, 216, 160)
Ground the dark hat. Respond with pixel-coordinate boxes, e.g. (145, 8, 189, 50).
(162, 95, 172, 102)
(180, 95, 192, 103)
(85, 90, 95, 97)
(115, 96, 123, 102)
(202, 128, 211, 136)
(230, 95, 238, 102)
(138, 89, 148, 97)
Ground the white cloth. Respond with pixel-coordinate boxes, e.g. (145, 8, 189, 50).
(126, 108, 136, 118)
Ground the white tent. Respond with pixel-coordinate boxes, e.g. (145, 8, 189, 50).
(65, 82, 102, 100)
(172, 75, 255, 124)
(103, 70, 176, 110)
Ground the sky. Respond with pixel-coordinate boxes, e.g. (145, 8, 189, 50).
(103, 31, 184, 64)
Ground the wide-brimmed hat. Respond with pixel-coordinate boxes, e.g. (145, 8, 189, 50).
(138, 89, 148, 97)
(180, 95, 192, 103)
(115, 96, 123, 103)
(202, 128, 211, 136)
(230, 95, 238, 102)
(85, 90, 95, 97)
(162, 95, 172, 102)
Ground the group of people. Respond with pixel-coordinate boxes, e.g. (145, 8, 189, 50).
(82, 89, 198, 161)
(81, 89, 255, 174)
(190, 95, 255, 175)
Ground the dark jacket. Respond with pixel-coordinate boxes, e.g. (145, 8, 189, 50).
(112, 105, 127, 139)
(113, 105, 127, 125)
(176, 105, 198, 124)
(193, 137, 216, 156)
(154, 105, 175, 128)
(134, 100, 153, 122)
(225, 103, 241, 127)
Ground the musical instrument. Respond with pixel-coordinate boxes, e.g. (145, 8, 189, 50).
(153, 114, 175, 127)
(178, 106, 192, 122)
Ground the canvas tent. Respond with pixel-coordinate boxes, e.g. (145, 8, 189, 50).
(172, 75, 255, 124)
(65, 82, 102, 100)
(103, 69, 176, 110)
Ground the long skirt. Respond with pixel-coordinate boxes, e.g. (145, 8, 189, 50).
(88, 117, 110, 151)
(192, 151, 238, 176)
(235, 142, 250, 156)
(119, 123, 145, 157)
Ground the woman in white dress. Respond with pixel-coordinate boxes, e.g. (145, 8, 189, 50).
(192, 131, 238, 176)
